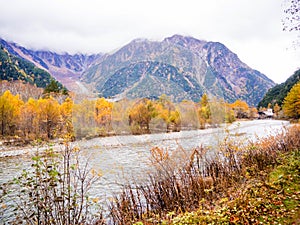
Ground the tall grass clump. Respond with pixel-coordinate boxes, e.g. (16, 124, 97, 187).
(108, 124, 300, 224)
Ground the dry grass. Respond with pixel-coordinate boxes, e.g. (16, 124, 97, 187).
(107, 124, 300, 224)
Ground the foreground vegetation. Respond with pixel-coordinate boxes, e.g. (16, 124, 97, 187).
(151, 146, 300, 224)
(109, 125, 300, 224)
(0, 142, 103, 224)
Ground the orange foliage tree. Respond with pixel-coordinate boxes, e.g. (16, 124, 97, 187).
(36, 97, 60, 139)
(129, 98, 157, 134)
(94, 98, 113, 130)
(0, 90, 24, 136)
(19, 98, 39, 139)
(155, 95, 181, 132)
(230, 99, 249, 119)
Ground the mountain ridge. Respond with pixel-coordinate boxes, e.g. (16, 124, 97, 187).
(82, 35, 275, 105)
(0, 35, 275, 105)
(0, 38, 102, 94)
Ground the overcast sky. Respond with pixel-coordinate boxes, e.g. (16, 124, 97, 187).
(0, 0, 299, 83)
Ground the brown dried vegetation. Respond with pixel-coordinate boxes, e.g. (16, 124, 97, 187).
(108, 125, 300, 224)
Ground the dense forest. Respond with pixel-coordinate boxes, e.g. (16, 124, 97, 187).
(258, 68, 300, 108)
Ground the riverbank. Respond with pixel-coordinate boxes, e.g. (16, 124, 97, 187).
(0, 142, 64, 157)
(109, 123, 300, 224)
(0, 119, 290, 158)
(156, 148, 300, 224)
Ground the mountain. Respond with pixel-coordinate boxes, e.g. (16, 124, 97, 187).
(0, 38, 102, 93)
(82, 35, 275, 105)
(1, 35, 275, 105)
(258, 68, 300, 108)
(0, 44, 64, 90)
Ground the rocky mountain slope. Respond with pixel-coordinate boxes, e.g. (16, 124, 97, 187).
(1, 35, 275, 105)
(0, 38, 102, 93)
(82, 35, 275, 105)
(0, 44, 62, 89)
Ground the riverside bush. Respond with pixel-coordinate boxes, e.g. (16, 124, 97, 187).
(109, 124, 300, 224)
(0, 142, 104, 225)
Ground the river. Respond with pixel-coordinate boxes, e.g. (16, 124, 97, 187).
(0, 119, 289, 219)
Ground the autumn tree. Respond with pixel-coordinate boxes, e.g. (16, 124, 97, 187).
(72, 99, 97, 139)
(225, 103, 235, 123)
(156, 95, 181, 132)
(248, 107, 258, 119)
(209, 98, 227, 127)
(36, 97, 60, 139)
(231, 99, 249, 119)
(283, 81, 300, 119)
(94, 98, 113, 135)
(273, 103, 281, 118)
(177, 100, 199, 130)
(0, 80, 43, 101)
(111, 98, 134, 135)
(19, 98, 39, 139)
(0, 90, 24, 136)
(59, 97, 74, 139)
(198, 94, 211, 129)
(129, 98, 157, 134)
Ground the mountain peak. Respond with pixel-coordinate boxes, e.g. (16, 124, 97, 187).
(81, 35, 275, 105)
(1, 35, 275, 105)
(163, 34, 206, 47)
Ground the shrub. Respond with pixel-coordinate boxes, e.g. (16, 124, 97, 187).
(0, 143, 103, 225)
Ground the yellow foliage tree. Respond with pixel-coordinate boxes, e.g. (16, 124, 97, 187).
(72, 99, 96, 139)
(94, 98, 113, 129)
(225, 103, 235, 123)
(198, 94, 211, 129)
(19, 98, 39, 139)
(231, 99, 249, 119)
(0, 90, 24, 136)
(273, 103, 281, 118)
(156, 95, 181, 132)
(36, 97, 60, 139)
(129, 99, 157, 134)
(283, 81, 300, 119)
(60, 97, 74, 139)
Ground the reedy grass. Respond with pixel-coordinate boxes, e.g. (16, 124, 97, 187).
(108, 125, 300, 225)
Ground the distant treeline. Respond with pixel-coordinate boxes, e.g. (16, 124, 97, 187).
(0, 87, 265, 143)
(2, 76, 300, 143)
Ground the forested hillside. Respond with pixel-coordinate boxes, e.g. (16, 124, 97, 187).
(258, 68, 300, 108)
(0, 45, 65, 91)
